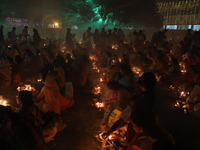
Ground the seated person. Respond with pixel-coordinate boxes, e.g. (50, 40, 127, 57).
(160, 57, 181, 85)
(102, 72, 157, 144)
(35, 69, 61, 115)
(127, 111, 175, 150)
(17, 91, 66, 143)
(115, 64, 137, 95)
(0, 105, 47, 149)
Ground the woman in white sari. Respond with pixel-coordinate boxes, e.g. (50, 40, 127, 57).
(36, 73, 60, 114)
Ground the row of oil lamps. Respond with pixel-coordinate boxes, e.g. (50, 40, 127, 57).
(90, 55, 106, 109)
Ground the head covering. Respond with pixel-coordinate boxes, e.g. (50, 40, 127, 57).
(39, 73, 60, 114)
(44, 73, 57, 87)
(43, 73, 60, 98)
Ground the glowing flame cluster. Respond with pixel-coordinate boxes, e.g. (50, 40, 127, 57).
(95, 102, 105, 108)
(108, 133, 117, 140)
(111, 45, 118, 50)
(17, 84, 36, 91)
(89, 55, 98, 61)
(169, 85, 175, 90)
(0, 96, 7, 106)
(155, 75, 161, 82)
(179, 63, 186, 73)
(179, 91, 189, 99)
(92, 62, 98, 70)
(131, 66, 143, 77)
(94, 86, 101, 95)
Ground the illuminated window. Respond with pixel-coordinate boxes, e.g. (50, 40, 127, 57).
(193, 25, 200, 30)
(166, 25, 178, 29)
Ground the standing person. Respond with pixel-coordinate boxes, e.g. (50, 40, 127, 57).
(117, 28, 125, 43)
(0, 25, 4, 46)
(111, 28, 118, 45)
(100, 28, 107, 50)
(184, 29, 193, 49)
(93, 29, 100, 51)
(107, 29, 112, 46)
(83, 27, 93, 52)
(33, 28, 41, 48)
(21, 26, 29, 43)
(9, 27, 17, 44)
(65, 28, 75, 52)
(156, 29, 167, 47)
(134, 30, 146, 51)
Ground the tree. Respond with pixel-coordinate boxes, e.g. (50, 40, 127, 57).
(61, 0, 95, 26)
(93, 0, 162, 28)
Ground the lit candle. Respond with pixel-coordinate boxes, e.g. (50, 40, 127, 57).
(179, 91, 186, 98)
(169, 85, 174, 90)
(89, 55, 93, 60)
(108, 134, 116, 140)
(17, 86, 21, 91)
(97, 86, 101, 93)
(2, 101, 7, 106)
(94, 86, 101, 95)
(112, 60, 116, 63)
(95, 102, 104, 108)
(100, 78, 103, 82)
(108, 134, 113, 140)
(175, 102, 180, 107)
(156, 75, 161, 82)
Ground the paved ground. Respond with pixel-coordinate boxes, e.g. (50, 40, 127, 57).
(1, 80, 200, 150)
(48, 82, 200, 150)
(154, 85, 200, 150)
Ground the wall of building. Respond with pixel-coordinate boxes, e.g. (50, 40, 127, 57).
(157, 0, 200, 30)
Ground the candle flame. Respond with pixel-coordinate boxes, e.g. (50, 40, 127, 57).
(95, 102, 105, 108)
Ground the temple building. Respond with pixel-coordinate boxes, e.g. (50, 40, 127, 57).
(157, 0, 200, 30)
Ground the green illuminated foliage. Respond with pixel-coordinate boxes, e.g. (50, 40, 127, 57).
(93, 0, 162, 28)
(61, 0, 95, 25)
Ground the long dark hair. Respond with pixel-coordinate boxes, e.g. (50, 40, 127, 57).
(39, 68, 49, 82)
(18, 91, 34, 107)
(131, 111, 171, 142)
(107, 80, 124, 91)
(138, 72, 157, 90)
